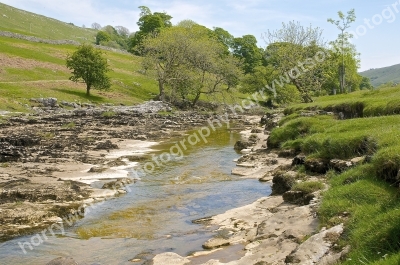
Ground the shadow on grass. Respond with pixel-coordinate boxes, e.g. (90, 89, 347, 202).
(53, 88, 108, 103)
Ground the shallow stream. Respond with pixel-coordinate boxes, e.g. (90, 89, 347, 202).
(0, 127, 271, 265)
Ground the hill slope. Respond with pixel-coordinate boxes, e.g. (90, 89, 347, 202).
(360, 63, 400, 87)
(0, 34, 160, 112)
(0, 2, 96, 42)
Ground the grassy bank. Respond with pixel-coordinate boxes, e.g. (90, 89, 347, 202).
(270, 87, 400, 264)
(0, 34, 246, 113)
(0, 35, 160, 111)
(285, 84, 400, 118)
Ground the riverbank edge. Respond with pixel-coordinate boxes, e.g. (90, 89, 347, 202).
(152, 114, 349, 265)
(0, 104, 249, 244)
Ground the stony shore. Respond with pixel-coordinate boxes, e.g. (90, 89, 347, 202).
(0, 101, 247, 242)
(152, 114, 350, 265)
(1, 102, 352, 265)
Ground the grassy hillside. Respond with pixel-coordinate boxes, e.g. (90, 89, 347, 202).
(0, 35, 160, 112)
(269, 85, 400, 264)
(0, 2, 96, 42)
(360, 64, 400, 87)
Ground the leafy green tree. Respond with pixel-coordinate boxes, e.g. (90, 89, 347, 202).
(213, 27, 234, 54)
(263, 21, 325, 102)
(66, 44, 111, 96)
(129, 6, 172, 55)
(141, 25, 242, 106)
(232, 35, 264, 74)
(328, 9, 356, 93)
(241, 65, 301, 104)
(360, 76, 373, 90)
(97, 25, 130, 50)
(95, 31, 111, 45)
(326, 36, 362, 94)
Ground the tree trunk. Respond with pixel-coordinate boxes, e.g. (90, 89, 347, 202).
(302, 93, 313, 103)
(192, 92, 201, 108)
(86, 84, 91, 96)
(158, 80, 165, 101)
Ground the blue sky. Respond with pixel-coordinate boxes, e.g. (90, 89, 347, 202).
(1, 0, 399, 71)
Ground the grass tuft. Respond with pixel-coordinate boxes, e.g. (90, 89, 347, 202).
(291, 181, 324, 194)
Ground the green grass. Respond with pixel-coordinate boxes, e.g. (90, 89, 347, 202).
(0, 3, 96, 41)
(291, 181, 324, 194)
(319, 165, 400, 264)
(286, 84, 400, 118)
(0, 35, 160, 111)
(271, 89, 400, 264)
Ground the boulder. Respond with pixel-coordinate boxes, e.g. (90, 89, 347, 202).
(271, 173, 296, 195)
(285, 224, 344, 264)
(261, 113, 282, 130)
(202, 237, 231, 249)
(329, 159, 353, 172)
(234, 140, 250, 151)
(304, 158, 329, 174)
(292, 154, 306, 166)
(31, 97, 58, 108)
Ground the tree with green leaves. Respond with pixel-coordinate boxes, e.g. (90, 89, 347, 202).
(213, 27, 234, 54)
(232, 35, 264, 74)
(129, 6, 172, 55)
(359, 76, 373, 90)
(263, 21, 326, 102)
(326, 37, 362, 94)
(141, 24, 242, 106)
(66, 44, 111, 96)
(328, 9, 356, 93)
(96, 25, 130, 50)
(95, 31, 111, 45)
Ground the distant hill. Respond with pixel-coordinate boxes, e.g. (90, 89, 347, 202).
(0, 2, 96, 42)
(360, 63, 400, 87)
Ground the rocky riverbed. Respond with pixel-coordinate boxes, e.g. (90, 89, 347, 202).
(2, 102, 354, 265)
(151, 113, 351, 265)
(0, 100, 246, 242)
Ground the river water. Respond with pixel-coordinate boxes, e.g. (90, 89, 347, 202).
(0, 127, 271, 265)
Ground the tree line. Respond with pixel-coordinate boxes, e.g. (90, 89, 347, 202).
(69, 6, 373, 105)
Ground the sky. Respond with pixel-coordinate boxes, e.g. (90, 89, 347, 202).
(1, 0, 399, 71)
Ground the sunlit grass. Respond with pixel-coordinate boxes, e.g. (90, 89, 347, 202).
(271, 88, 400, 264)
(0, 35, 159, 110)
(0, 3, 96, 41)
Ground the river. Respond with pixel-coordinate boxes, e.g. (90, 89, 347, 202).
(0, 127, 271, 265)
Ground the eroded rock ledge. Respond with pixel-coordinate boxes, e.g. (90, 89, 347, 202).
(153, 113, 349, 265)
(0, 102, 245, 242)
